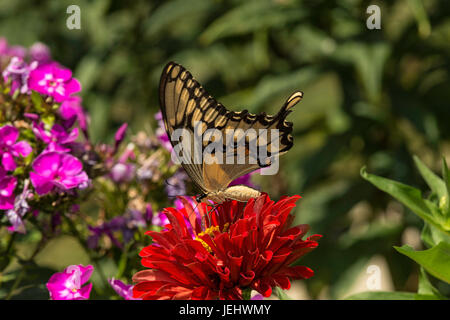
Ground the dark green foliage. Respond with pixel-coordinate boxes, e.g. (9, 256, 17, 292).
(1, 0, 450, 299)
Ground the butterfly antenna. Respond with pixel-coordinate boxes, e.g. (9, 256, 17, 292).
(205, 202, 220, 227)
(192, 200, 201, 213)
(197, 201, 216, 230)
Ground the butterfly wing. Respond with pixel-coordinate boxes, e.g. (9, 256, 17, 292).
(159, 61, 302, 193)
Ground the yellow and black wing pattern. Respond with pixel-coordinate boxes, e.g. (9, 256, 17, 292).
(159, 61, 302, 193)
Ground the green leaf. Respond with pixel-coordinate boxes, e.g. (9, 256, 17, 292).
(274, 287, 293, 300)
(407, 0, 431, 38)
(41, 113, 55, 128)
(441, 158, 450, 222)
(144, 0, 213, 38)
(422, 223, 450, 248)
(30, 91, 45, 112)
(345, 291, 438, 300)
(413, 155, 446, 201)
(418, 267, 446, 299)
(394, 242, 450, 284)
(200, 1, 303, 45)
(360, 167, 449, 235)
(249, 67, 320, 111)
(334, 43, 390, 104)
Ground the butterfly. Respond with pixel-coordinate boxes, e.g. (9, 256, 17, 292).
(159, 61, 302, 204)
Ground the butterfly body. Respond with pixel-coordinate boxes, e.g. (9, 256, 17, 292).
(159, 62, 302, 204)
(196, 185, 262, 204)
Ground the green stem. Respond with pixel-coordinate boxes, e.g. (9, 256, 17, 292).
(115, 241, 132, 279)
(242, 288, 252, 300)
(4, 266, 26, 300)
(0, 232, 17, 273)
(64, 215, 109, 294)
(5, 235, 46, 300)
(4, 232, 17, 256)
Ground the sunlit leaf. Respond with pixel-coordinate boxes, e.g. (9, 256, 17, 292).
(421, 223, 450, 248)
(394, 242, 450, 284)
(274, 286, 293, 300)
(413, 155, 446, 200)
(360, 167, 449, 235)
(418, 267, 446, 299)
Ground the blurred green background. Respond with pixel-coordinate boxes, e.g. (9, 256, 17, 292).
(1, 0, 450, 299)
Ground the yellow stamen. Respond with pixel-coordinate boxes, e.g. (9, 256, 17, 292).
(194, 236, 213, 252)
(194, 223, 230, 253)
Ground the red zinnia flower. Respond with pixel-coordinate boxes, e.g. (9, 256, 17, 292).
(132, 194, 321, 300)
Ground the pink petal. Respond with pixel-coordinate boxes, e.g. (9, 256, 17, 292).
(33, 122, 52, 143)
(114, 123, 128, 144)
(60, 127, 79, 144)
(37, 63, 55, 75)
(44, 143, 71, 153)
(12, 141, 32, 157)
(0, 125, 19, 145)
(78, 265, 94, 284)
(0, 193, 15, 210)
(28, 68, 48, 92)
(59, 96, 82, 119)
(52, 65, 72, 81)
(47, 271, 71, 287)
(78, 283, 92, 300)
(0, 176, 17, 197)
(64, 78, 81, 96)
(30, 172, 54, 195)
(59, 153, 82, 176)
(2, 153, 16, 171)
(52, 90, 67, 103)
(58, 172, 88, 189)
(32, 152, 61, 177)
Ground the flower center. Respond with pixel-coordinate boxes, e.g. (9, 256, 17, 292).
(194, 223, 230, 253)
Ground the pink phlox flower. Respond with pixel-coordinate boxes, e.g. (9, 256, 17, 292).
(154, 111, 172, 152)
(114, 123, 128, 153)
(87, 209, 146, 249)
(151, 210, 169, 228)
(33, 122, 79, 152)
(59, 96, 89, 138)
(0, 38, 25, 58)
(109, 143, 135, 183)
(6, 179, 32, 234)
(46, 264, 93, 300)
(0, 38, 8, 55)
(29, 151, 89, 195)
(2, 57, 37, 94)
(0, 125, 32, 171)
(152, 198, 197, 236)
(108, 278, 140, 300)
(28, 62, 81, 102)
(0, 166, 17, 210)
(29, 42, 51, 65)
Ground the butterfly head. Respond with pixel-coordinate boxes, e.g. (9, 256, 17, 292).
(195, 193, 208, 203)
